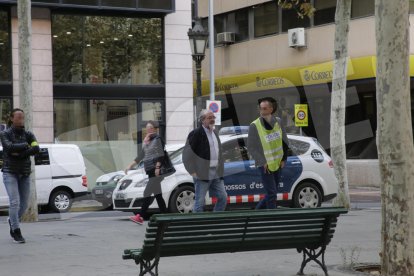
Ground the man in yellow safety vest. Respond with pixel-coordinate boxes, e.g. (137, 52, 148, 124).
(248, 97, 289, 209)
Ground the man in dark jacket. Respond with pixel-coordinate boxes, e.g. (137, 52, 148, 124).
(248, 97, 289, 209)
(0, 108, 39, 243)
(182, 109, 227, 212)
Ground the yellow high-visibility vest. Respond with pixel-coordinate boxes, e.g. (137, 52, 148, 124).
(252, 118, 283, 172)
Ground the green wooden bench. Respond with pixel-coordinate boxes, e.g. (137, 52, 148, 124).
(123, 207, 348, 276)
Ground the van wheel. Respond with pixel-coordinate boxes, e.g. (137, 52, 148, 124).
(49, 190, 73, 213)
(169, 185, 194, 213)
(293, 182, 322, 208)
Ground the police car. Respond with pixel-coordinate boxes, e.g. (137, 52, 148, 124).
(112, 133, 338, 213)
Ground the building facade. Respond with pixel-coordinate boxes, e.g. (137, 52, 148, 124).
(196, 0, 414, 186)
(0, 0, 194, 185)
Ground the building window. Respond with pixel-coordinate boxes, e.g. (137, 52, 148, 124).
(314, 0, 336, 26)
(0, 9, 11, 82)
(226, 9, 249, 42)
(254, 2, 279, 38)
(201, 16, 222, 46)
(351, 0, 374, 18)
(52, 14, 163, 85)
(282, 8, 310, 32)
(206, 8, 249, 45)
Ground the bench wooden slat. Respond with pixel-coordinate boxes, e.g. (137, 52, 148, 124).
(146, 217, 336, 233)
(145, 223, 335, 239)
(150, 208, 347, 223)
(143, 229, 336, 247)
(139, 234, 333, 259)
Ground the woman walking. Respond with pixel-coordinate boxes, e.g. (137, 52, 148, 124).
(125, 121, 167, 224)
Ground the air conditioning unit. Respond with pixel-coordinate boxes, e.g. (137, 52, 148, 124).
(217, 32, 235, 45)
(288, 28, 306, 48)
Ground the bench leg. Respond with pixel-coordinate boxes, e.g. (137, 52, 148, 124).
(138, 258, 160, 276)
(297, 246, 328, 276)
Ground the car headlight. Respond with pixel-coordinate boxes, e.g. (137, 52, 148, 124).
(112, 175, 123, 184)
(134, 178, 149, 188)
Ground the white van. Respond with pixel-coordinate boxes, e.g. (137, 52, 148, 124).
(0, 144, 88, 213)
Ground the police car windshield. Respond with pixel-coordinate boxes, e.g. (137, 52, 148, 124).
(218, 126, 249, 135)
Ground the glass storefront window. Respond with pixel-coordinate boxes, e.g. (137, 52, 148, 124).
(54, 99, 139, 185)
(281, 8, 310, 32)
(52, 14, 163, 85)
(54, 99, 139, 142)
(254, 2, 279, 38)
(32, 0, 60, 3)
(351, 0, 374, 18)
(101, 0, 136, 8)
(62, 0, 99, 5)
(138, 0, 173, 10)
(0, 10, 11, 82)
(142, 101, 162, 122)
(0, 99, 11, 129)
(314, 0, 336, 26)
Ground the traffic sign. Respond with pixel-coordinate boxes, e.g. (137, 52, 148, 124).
(206, 100, 221, 125)
(294, 104, 308, 127)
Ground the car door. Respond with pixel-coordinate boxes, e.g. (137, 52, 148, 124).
(222, 138, 260, 197)
(279, 154, 303, 194)
(34, 147, 52, 204)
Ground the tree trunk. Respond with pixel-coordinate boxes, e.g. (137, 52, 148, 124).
(330, 0, 351, 209)
(18, 0, 37, 222)
(375, 1, 414, 275)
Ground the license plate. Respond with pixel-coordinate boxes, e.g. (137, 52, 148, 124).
(94, 189, 103, 195)
(116, 192, 126, 199)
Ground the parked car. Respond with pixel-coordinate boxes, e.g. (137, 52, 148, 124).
(0, 144, 88, 213)
(112, 133, 338, 213)
(92, 143, 184, 208)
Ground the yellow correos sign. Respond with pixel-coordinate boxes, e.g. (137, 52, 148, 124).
(199, 55, 386, 96)
(295, 104, 308, 127)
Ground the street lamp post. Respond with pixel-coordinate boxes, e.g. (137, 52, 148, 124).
(188, 18, 209, 123)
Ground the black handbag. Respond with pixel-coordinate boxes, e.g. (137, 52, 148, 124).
(159, 150, 176, 177)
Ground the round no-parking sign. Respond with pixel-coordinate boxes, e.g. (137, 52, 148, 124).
(209, 102, 219, 113)
(206, 100, 221, 125)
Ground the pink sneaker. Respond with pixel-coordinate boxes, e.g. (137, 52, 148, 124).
(129, 214, 144, 225)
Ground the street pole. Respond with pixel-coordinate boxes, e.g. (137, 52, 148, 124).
(18, 0, 37, 221)
(195, 58, 202, 125)
(208, 0, 215, 101)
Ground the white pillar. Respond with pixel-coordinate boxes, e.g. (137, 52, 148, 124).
(164, 0, 194, 144)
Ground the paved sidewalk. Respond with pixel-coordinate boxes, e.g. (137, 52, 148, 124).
(0, 208, 381, 276)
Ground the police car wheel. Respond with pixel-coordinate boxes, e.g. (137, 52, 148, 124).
(293, 182, 322, 208)
(169, 185, 195, 214)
